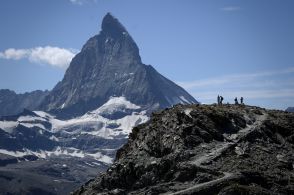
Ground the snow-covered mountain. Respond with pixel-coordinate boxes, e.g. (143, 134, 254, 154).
(0, 97, 149, 194)
(0, 97, 148, 161)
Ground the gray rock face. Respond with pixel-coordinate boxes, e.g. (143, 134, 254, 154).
(0, 154, 108, 195)
(0, 89, 49, 116)
(74, 105, 294, 195)
(286, 107, 294, 112)
(39, 13, 197, 118)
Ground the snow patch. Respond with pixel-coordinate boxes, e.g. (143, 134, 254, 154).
(18, 115, 46, 122)
(0, 147, 113, 164)
(49, 135, 59, 141)
(184, 109, 193, 117)
(33, 111, 54, 118)
(0, 121, 18, 133)
(61, 103, 65, 109)
(21, 123, 45, 129)
(91, 96, 140, 115)
(180, 96, 191, 104)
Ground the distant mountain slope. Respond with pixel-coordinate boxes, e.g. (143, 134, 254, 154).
(0, 89, 49, 116)
(286, 107, 294, 112)
(0, 97, 148, 194)
(39, 13, 197, 118)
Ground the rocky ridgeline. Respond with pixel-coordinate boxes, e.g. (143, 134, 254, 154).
(74, 104, 294, 195)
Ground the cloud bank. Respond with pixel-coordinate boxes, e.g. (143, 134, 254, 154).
(0, 46, 78, 69)
(177, 67, 294, 109)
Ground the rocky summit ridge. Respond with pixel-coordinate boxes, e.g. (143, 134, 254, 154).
(74, 104, 294, 195)
(0, 89, 49, 116)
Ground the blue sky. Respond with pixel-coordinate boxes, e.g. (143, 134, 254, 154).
(0, 0, 293, 110)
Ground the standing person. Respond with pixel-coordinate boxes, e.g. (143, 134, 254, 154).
(220, 96, 224, 105)
(240, 97, 244, 105)
(217, 95, 220, 105)
(234, 97, 239, 105)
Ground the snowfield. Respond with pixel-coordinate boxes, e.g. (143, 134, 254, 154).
(0, 96, 149, 163)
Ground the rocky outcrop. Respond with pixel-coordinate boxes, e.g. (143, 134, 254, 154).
(39, 13, 197, 118)
(0, 89, 49, 116)
(74, 104, 294, 195)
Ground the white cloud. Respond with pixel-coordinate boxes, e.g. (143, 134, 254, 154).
(69, 0, 97, 5)
(177, 67, 294, 109)
(221, 6, 241, 12)
(0, 48, 28, 60)
(69, 0, 83, 5)
(178, 67, 294, 89)
(0, 46, 78, 69)
(192, 89, 294, 101)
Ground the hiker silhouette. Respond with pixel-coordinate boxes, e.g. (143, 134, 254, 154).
(234, 97, 239, 105)
(220, 96, 224, 105)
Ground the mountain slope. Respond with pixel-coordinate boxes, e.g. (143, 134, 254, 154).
(0, 97, 148, 160)
(0, 97, 148, 194)
(286, 107, 294, 112)
(39, 13, 197, 118)
(74, 104, 294, 195)
(0, 89, 49, 116)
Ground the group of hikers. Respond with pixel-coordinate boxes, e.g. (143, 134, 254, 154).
(217, 95, 244, 105)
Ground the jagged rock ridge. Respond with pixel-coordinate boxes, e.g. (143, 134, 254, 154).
(39, 13, 197, 118)
(74, 104, 294, 195)
(0, 89, 49, 116)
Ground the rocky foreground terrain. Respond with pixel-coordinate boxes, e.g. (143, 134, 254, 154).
(74, 104, 294, 195)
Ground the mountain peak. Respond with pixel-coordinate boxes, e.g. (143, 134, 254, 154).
(40, 14, 197, 117)
(101, 13, 127, 36)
